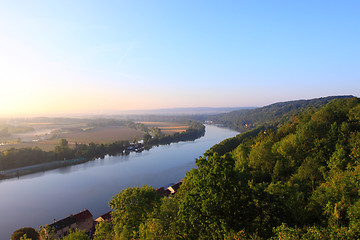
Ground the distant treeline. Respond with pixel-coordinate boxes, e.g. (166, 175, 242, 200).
(201, 95, 354, 132)
(143, 121, 205, 146)
(87, 119, 150, 132)
(0, 125, 34, 137)
(87, 119, 205, 147)
(0, 139, 131, 172)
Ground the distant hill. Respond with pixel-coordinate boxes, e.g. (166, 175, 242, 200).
(101, 107, 254, 116)
(210, 95, 355, 131)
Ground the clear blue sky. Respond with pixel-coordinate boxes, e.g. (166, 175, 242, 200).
(0, 1, 359, 116)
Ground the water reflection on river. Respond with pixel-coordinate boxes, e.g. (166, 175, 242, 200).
(0, 125, 238, 239)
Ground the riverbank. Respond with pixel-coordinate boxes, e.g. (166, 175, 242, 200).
(0, 125, 239, 240)
(0, 158, 88, 180)
(0, 123, 205, 181)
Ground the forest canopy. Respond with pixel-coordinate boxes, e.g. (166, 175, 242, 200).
(14, 97, 360, 239)
(207, 95, 354, 132)
(89, 97, 360, 239)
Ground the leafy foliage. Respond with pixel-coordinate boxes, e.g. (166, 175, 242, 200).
(17, 97, 358, 239)
(209, 95, 354, 132)
(143, 121, 205, 146)
(176, 153, 255, 239)
(0, 139, 130, 172)
(11, 227, 39, 240)
(60, 230, 89, 240)
(109, 185, 161, 240)
(91, 97, 360, 239)
(93, 221, 113, 240)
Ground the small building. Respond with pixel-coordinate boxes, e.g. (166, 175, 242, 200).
(155, 187, 171, 197)
(73, 209, 94, 233)
(49, 216, 77, 239)
(95, 211, 112, 223)
(167, 182, 182, 195)
(46, 209, 94, 239)
(156, 181, 183, 197)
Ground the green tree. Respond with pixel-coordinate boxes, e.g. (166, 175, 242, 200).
(93, 221, 113, 240)
(59, 138, 69, 148)
(54, 138, 73, 160)
(138, 218, 165, 240)
(143, 133, 152, 144)
(248, 138, 276, 182)
(39, 224, 55, 240)
(308, 165, 360, 229)
(11, 227, 39, 240)
(151, 127, 161, 138)
(139, 197, 180, 240)
(109, 185, 161, 239)
(61, 229, 89, 240)
(20, 235, 32, 240)
(348, 199, 360, 238)
(177, 153, 253, 239)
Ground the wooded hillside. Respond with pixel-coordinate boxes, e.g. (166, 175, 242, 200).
(88, 97, 360, 240)
(209, 95, 354, 132)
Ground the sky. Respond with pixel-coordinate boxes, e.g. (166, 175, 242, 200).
(0, 1, 359, 117)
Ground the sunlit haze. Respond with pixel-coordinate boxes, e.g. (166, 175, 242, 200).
(0, 1, 359, 117)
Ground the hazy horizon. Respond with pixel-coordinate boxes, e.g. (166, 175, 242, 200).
(0, 95, 355, 119)
(1, 1, 359, 117)
(0, 106, 254, 118)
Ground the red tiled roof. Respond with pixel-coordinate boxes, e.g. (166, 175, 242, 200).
(170, 182, 182, 192)
(49, 216, 76, 230)
(100, 211, 112, 221)
(73, 209, 93, 223)
(155, 187, 171, 197)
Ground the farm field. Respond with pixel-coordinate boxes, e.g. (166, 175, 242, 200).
(0, 120, 191, 151)
(57, 126, 144, 144)
(0, 126, 144, 151)
(0, 118, 146, 151)
(138, 121, 189, 135)
(0, 142, 57, 152)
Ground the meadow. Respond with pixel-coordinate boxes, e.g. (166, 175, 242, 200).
(138, 121, 189, 134)
(0, 119, 190, 151)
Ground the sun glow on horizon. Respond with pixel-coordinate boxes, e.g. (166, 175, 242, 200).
(0, 1, 359, 117)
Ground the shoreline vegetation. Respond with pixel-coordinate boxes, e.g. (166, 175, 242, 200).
(0, 158, 88, 179)
(11, 96, 360, 239)
(0, 120, 205, 180)
(73, 97, 360, 240)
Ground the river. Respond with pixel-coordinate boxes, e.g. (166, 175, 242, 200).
(0, 125, 238, 239)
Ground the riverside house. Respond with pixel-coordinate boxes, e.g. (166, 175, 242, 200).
(47, 209, 94, 239)
(156, 181, 183, 197)
(95, 211, 112, 223)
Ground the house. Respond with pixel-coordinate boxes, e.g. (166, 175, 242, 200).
(72, 209, 94, 233)
(156, 181, 183, 197)
(167, 182, 182, 195)
(46, 209, 94, 239)
(155, 187, 171, 197)
(48, 216, 77, 239)
(95, 211, 112, 223)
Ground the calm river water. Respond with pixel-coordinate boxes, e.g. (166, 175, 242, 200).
(0, 125, 238, 239)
